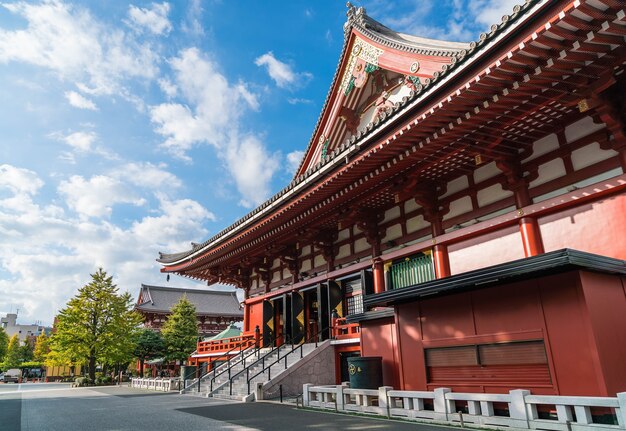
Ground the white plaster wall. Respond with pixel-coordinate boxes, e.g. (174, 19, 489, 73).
(382, 223, 403, 243)
(406, 214, 428, 233)
(301, 259, 312, 272)
(528, 158, 566, 188)
(383, 205, 401, 223)
(473, 161, 500, 183)
(477, 183, 513, 207)
(448, 227, 525, 275)
(564, 116, 605, 143)
(337, 228, 350, 241)
(571, 142, 617, 170)
(441, 175, 469, 199)
(354, 237, 370, 253)
(523, 133, 559, 162)
(443, 196, 473, 221)
(336, 244, 351, 260)
(404, 198, 419, 213)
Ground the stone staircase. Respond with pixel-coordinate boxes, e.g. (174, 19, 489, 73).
(183, 341, 322, 402)
(181, 346, 268, 397)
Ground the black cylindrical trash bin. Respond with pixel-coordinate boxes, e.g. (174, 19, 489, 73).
(347, 356, 383, 389)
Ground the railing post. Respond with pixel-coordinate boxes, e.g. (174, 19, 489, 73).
(509, 390, 530, 423)
(378, 386, 393, 417)
(617, 392, 626, 427)
(303, 383, 313, 407)
(434, 388, 452, 420)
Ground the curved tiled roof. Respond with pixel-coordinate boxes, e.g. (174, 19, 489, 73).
(135, 284, 243, 316)
(158, 0, 538, 267)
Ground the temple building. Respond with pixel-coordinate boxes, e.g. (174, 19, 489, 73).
(134, 284, 243, 337)
(159, 1, 626, 398)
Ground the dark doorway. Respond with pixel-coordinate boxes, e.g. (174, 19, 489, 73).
(339, 351, 360, 384)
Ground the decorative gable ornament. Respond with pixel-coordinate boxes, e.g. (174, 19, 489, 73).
(340, 37, 384, 96)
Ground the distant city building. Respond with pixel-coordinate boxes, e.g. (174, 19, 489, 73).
(134, 284, 244, 337)
(0, 313, 50, 342)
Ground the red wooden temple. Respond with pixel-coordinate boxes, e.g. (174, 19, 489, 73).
(159, 1, 626, 396)
(135, 284, 243, 337)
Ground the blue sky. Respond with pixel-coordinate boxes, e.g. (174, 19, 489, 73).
(0, 0, 518, 325)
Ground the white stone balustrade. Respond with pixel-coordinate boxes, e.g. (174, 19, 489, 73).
(303, 384, 626, 431)
(130, 378, 173, 392)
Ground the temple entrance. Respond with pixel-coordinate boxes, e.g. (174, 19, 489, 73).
(263, 294, 292, 347)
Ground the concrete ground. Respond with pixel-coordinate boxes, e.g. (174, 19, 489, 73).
(0, 383, 461, 431)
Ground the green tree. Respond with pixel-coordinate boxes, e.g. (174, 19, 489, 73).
(49, 268, 142, 380)
(33, 333, 50, 363)
(161, 295, 197, 369)
(0, 327, 8, 363)
(4, 334, 22, 369)
(133, 329, 165, 377)
(20, 339, 34, 363)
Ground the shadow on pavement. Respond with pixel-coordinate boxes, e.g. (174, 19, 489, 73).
(88, 387, 173, 398)
(0, 393, 21, 431)
(178, 402, 431, 431)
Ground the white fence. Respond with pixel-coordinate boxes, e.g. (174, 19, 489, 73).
(303, 384, 626, 431)
(130, 378, 174, 392)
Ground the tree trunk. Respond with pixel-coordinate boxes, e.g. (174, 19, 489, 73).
(89, 350, 96, 381)
(139, 359, 144, 378)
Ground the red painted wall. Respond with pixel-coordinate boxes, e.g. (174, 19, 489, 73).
(449, 226, 525, 275)
(578, 272, 626, 395)
(360, 318, 400, 389)
(383, 270, 626, 395)
(540, 195, 626, 260)
(246, 301, 264, 335)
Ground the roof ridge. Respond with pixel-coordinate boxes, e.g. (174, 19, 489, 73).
(139, 284, 237, 295)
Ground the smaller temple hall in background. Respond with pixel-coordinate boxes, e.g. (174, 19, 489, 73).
(134, 284, 243, 338)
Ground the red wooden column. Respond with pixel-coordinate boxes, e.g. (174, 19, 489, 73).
(519, 216, 544, 257)
(430, 216, 451, 278)
(497, 157, 545, 257)
(243, 288, 251, 332)
(373, 258, 386, 294)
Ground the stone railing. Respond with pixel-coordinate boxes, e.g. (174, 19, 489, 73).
(303, 384, 626, 431)
(130, 378, 174, 392)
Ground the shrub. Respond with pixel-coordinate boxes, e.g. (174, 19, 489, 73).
(75, 377, 85, 386)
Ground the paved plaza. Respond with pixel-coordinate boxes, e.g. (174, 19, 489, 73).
(0, 383, 459, 431)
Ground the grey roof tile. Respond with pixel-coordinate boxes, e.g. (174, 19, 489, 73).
(135, 284, 243, 317)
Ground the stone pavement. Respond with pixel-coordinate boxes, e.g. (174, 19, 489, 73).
(0, 384, 462, 431)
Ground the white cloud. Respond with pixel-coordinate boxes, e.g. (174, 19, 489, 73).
(60, 131, 97, 152)
(150, 48, 279, 206)
(158, 78, 177, 98)
(286, 150, 304, 174)
(287, 97, 313, 105)
(113, 162, 182, 190)
(254, 52, 312, 89)
(0, 163, 215, 325)
(468, 0, 521, 28)
(363, 0, 519, 42)
(58, 174, 145, 218)
(50, 130, 118, 161)
(224, 134, 280, 207)
(64, 90, 97, 110)
(127, 2, 172, 35)
(0, 164, 44, 196)
(0, 1, 159, 96)
(181, 0, 204, 36)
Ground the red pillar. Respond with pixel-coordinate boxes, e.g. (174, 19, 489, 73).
(433, 244, 451, 278)
(373, 258, 386, 294)
(429, 216, 451, 279)
(243, 302, 251, 332)
(519, 216, 544, 257)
